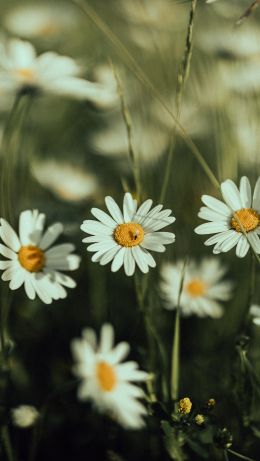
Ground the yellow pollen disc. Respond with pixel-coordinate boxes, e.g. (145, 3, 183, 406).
(15, 68, 36, 81)
(178, 397, 192, 415)
(96, 361, 117, 392)
(18, 245, 45, 272)
(114, 222, 144, 247)
(231, 208, 259, 233)
(39, 23, 58, 36)
(186, 279, 207, 297)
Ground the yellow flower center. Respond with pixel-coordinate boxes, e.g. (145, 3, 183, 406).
(231, 208, 259, 233)
(96, 361, 117, 392)
(18, 245, 45, 272)
(15, 68, 36, 81)
(114, 223, 144, 247)
(39, 22, 58, 36)
(186, 279, 207, 297)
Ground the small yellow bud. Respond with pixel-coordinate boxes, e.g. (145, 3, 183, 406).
(207, 398, 216, 408)
(178, 397, 192, 415)
(195, 414, 205, 425)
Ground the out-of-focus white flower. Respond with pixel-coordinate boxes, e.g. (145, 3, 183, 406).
(71, 323, 148, 429)
(81, 192, 175, 276)
(31, 160, 99, 203)
(161, 258, 232, 318)
(4, 3, 79, 40)
(0, 39, 116, 103)
(91, 114, 170, 164)
(198, 25, 260, 58)
(0, 210, 80, 304)
(249, 304, 260, 326)
(223, 61, 260, 94)
(195, 176, 260, 257)
(11, 405, 39, 428)
(92, 65, 119, 109)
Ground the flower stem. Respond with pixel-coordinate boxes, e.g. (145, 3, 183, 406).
(227, 448, 255, 461)
(134, 273, 168, 400)
(1, 426, 15, 461)
(171, 259, 188, 403)
(160, 0, 198, 203)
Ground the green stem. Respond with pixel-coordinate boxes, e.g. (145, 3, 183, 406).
(134, 274, 168, 400)
(227, 448, 255, 461)
(224, 451, 230, 461)
(1, 94, 32, 223)
(160, 0, 197, 203)
(1, 426, 15, 461)
(171, 259, 188, 403)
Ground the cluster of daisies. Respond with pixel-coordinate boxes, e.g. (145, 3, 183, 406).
(0, 176, 259, 428)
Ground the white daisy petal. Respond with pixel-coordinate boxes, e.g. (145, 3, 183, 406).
(24, 275, 36, 300)
(123, 193, 137, 222)
(87, 241, 117, 253)
(221, 179, 242, 211)
(99, 324, 114, 353)
(39, 223, 63, 250)
(240, 176, 252, 208)
(247, 232, 260, 254)
(214, 232, 240, 253)
(124, 249, 135, 276)
(105, 196, 124, 224)
(91, 208, 117, 228)
(19, 210, 45, 246)
(0, 244, 17, 260)
(99, 246, 121, 266)
(0, 218, 20, 251)
(204, 230, 235, 246)
(198, 207, 228, 222)
(134, 199, 153, 223)
(201, 195, 231, 216)
(81, 220, 112, 236)
(195, 221, 229, 235)
(253, 177, 260, 211)
(111, 247, 126, 272)
(132, 246, 149, 273)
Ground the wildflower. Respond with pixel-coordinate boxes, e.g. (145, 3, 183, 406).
(195, 414, 205, 425)
(249, 304, 260, 326)
(195, 176, 260, 257)
(0, 38, 115, 102)
(71, 323, 148, 429)
(91, 114, 169, 164)
(4, 3, 78, 40)
(31, 160, 99, 203)
(207, 398, 216, 408)
(0, 210, 80, 304)
(81, 192, 175, 276)
(11, 405, 39, 428)
(161, 258, 232, 318)
(178, 397, 192, 415)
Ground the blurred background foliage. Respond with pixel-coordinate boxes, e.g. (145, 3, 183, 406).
(0, 0, 260, 459)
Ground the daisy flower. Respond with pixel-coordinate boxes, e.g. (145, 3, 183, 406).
(71, 323, 148, 429)
(4, 3, 78, 40)
(195, 176, 260, 257)
(0, 210, 80, 304)
(161, 258, 232, 318)
(249, 305, 260, 326)
(81, 192, 175, 276)
(11, 405, 39, 428)
(0, 38, 115, 102)
(31, 159, 99, 203)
